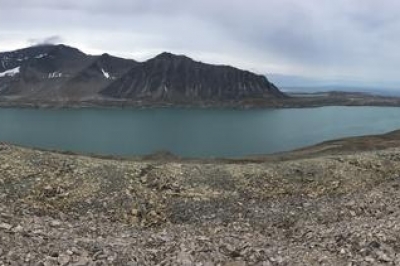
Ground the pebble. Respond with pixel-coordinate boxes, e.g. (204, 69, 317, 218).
(58, 254, 71, 266)
(13, 225, 24, 233)
(50, 220, 62, 227)
(0, 222, 12, 230)
(72, 256, 90, 266)
(377, 251, 392, 262)
(364, 256, 375, 263)
(224, 261, 246, 266)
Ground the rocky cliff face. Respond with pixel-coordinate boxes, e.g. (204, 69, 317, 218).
(100, 52, 285, 102)
(0, 44, 285, 105)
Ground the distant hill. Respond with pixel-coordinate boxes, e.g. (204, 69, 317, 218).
(0, 44, 285, 106)
(268, 74, 400, 97)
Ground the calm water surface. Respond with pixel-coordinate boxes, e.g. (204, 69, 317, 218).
(1, 106, 400, 157)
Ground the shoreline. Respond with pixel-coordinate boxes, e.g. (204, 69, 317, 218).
(2, 91, 400, 109)
(3, 128, 400, 164)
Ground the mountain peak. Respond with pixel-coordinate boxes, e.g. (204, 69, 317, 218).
(153, 52, 192, 61)
(24, 43, 77, 52)
(49, 44, 85, 56)
(101, 49, 286, 101)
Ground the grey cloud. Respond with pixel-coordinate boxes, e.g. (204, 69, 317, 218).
(1, 0, 400, 86)
(28, 35, 63, 46)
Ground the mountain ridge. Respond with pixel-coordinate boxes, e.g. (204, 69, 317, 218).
(0, 44, 286, 106)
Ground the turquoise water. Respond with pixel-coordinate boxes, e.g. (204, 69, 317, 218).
(1, 106, 400, 157)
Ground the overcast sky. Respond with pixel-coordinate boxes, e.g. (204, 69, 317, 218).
(1, 0, 400, 88)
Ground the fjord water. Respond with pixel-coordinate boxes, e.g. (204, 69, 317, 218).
(1, 106, 400, 158)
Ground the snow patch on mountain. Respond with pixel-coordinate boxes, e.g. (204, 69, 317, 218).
(101, 68, 110, 79)
(0, 67, 20, 78)
(35, 54, 47, 59)
(48, 72, 63, 78)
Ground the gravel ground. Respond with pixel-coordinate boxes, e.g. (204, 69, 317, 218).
(2, 142, 400, 265)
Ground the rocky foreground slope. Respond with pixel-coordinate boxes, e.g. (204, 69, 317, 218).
(2, 136, 400, 265)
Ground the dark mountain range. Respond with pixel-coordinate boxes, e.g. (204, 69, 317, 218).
(0, 44, 285, 106)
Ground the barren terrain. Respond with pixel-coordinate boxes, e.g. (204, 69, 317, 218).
(2, 131, 400, 265)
